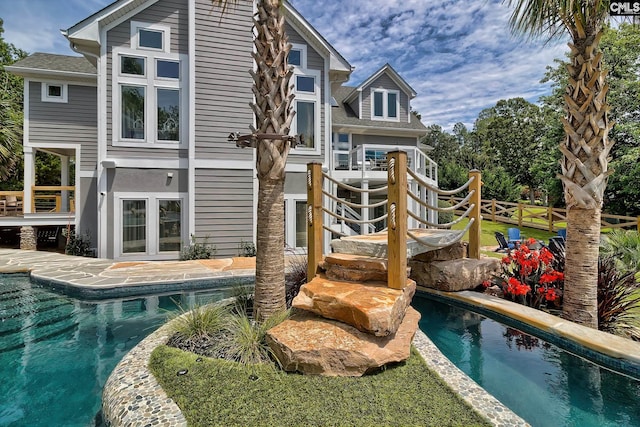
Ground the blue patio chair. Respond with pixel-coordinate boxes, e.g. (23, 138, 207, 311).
(557, 228, 567, 240)
(507, 228, 522, 244)
(494, 232, 515, 252)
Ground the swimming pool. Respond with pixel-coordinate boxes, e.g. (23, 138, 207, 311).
(0, 274, 232, 427)
(413, 295, 640, 427)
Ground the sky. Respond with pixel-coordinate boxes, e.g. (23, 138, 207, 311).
(0, 0, 569, 131)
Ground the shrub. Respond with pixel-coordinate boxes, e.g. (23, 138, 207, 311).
(167, 302, 231, 356)
(437, 199, 454, 226)
(285, 252, 307, 308)
(180, 234, 216, 260)
(600, 230, 640, 274)
(63, 229, 94, 257)
(237, 240, 256, 257)
(485, 238, 563, 310)
(597, 257, 640, 341)
(218, 309, 290, 366)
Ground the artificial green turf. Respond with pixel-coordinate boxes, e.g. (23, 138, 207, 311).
(149, 346, 491, 427)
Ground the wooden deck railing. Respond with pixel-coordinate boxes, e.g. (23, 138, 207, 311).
(307, 151, 482, 289)
(31, 186, 76, 214)
(440, 196, 640, 232)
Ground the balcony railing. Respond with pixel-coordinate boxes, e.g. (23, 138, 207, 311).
(0, 187, 76, 217)
(333, 144, 437, 181)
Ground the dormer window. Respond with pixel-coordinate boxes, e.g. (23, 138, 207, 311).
(41, 83, 68, 103)
(371, 89, 399, 121)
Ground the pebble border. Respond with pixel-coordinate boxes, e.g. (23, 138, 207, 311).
(102, 325, 527, 427)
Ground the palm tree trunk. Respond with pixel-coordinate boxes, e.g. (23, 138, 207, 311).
(250, 0, 294, 322)
(254, 178, 286, 320)
(562, 208, 600, 327)
(559, 29, 614, 329)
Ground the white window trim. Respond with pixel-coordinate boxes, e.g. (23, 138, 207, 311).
(41, 82, 68, 103)
(289, 43, 307, 69)
(112, 47, 187, 149)
(113, 191, 188, 260)
(370, 88, 400, 122)
(284, 194, 308, 252)
(131, 21, 171, 53)
(291, 68, 321, 155)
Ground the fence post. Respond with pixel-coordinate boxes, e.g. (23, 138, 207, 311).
(387, 151, 407, 290)
(548, 206, 554, 232)
(469, 170, 482, 259)
(307, 163, 323, 282)
(518, 203, 523, 228)
(491, 199, 496, 222)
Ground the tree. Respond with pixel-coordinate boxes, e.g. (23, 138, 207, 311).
(0, 18, 27, 182)
(540, 23, 640, 215)
(505, 0, 614, 328)
(212, 0, 294, 322)
(475, 98, 546, 203)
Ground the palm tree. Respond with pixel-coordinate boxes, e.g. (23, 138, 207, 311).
(212, 0, 294, 322)
(505, 0, 613, 328)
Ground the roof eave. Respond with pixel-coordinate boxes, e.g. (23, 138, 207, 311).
(4, 65, 97, 82)
(331, 123, 427, 137)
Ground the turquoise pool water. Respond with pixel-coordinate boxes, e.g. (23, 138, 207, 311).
(413, 295, 640, 427)
(0, 274, 232, 427)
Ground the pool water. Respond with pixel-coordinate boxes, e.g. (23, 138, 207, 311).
(413, 295, 640, 427)
(0, 274, 232, 427)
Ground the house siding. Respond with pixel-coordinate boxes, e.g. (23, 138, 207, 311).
(361, 74, 409, 122)
(194, 168, 254, 257)
(193, 0, 254, 161)
(29, 82, 97, 172)
(286, 23, 326, 165)
(78, 177, 98, 249)
(106, 0, 189, 160)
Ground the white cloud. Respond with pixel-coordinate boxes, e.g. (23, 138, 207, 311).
(1, 0, 570, 131)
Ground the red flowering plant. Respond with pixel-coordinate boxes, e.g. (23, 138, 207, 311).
(484, 238, 564, 310)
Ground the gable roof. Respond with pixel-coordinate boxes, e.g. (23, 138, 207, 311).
(333, 86, 427, 136)
(5, 53, 96, 82)
(62, 0, 353, 75)
(343, 63, 417, 104)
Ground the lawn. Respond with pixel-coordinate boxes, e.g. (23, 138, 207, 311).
(149, 345, 492, 427)
(450, 217, 557, 256)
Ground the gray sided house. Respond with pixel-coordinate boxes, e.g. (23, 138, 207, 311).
(6, 0, 435, 261)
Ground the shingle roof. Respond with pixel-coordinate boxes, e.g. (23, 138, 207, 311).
(9, 53, 96, 75)
(332, 86, 427, 131)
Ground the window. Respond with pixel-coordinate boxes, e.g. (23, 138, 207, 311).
(157, 88, 179, 141)
(115, 192, 186, 258)
(288, 43, 307, 68)
(122, 199, 147, 253)
(296, 101, 315, 149)
(131, 22, 170, 52)
(139, 29, 163, 50)
(41, 83, 68, 103)
(371, 89, 400, 121)
(291, 68, 320, 154)
(156, 60, 179, 79)
(296, 76, 315, 93)
(288, 49, 301, 67)
(121, 56, 145, 75)
(295, 201, 307, 247)
(113, 44, 184, 146)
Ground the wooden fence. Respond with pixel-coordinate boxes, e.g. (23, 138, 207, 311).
(439, 197, 640, 232)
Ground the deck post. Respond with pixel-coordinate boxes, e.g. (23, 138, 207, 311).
(307, 163, 324, 281)
(387, 151, 407, 290)
(469, 170, 482, 259)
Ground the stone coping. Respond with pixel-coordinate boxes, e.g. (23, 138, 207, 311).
(420, 287, 640, 378)
(102, 315, 526, 427)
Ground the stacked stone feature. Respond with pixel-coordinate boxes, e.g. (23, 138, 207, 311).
(266, 253, 420, 377)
